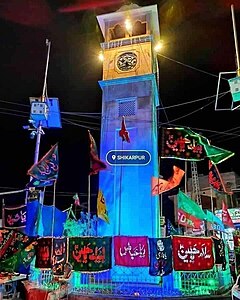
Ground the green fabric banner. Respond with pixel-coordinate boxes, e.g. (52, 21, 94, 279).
(68, 236, 112, 272)
(177, 190, 207, 220)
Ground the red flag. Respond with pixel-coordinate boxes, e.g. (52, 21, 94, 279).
(73, 193, 80, 206)
(88, 130, 107, 175)
(222, 201, 235, 228)
(151, 166, 185, 195)
(208, 161, 233, 194)
(119, 116, 130, 143)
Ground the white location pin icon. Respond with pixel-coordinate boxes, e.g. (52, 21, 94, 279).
(112, 154, 116, 160)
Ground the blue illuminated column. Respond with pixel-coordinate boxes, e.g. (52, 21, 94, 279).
(97, 4, 160, 283)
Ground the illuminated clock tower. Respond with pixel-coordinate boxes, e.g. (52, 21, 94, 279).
(97, 4, 160, 282)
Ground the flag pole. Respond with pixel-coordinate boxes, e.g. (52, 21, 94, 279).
(34, 39, 51, 166)
(231, 4, 240, 76)
(51, 181, 57, 237)
(118, 140, 124, 236)
(74, 196, 77, 217)
(26, 40, 51, 205)
(87, 175, 91, 235)
(184, 161, 187, 193)
(210, 187, 214, 213)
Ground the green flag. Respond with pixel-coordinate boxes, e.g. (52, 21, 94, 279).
(205, 210, 224, 231)
(177, 190, 207, 220)
(198, 134, 235, 164)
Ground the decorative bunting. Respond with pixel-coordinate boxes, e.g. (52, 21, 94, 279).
(172, 235, 214, 271)
(149, 237, 173, 276)
(114, 236, 149, 267)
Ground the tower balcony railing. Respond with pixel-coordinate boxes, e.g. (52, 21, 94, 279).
(101, 35, 153, 50)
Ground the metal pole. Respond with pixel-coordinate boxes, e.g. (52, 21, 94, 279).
(26, 39, 51, 205)
(87, 174, 91, 235)
(210, 187, 214, 213)
(231, 4, 240, 76)
(184, 160, 187, 193)
(33, 125, 42, 164)
(33, 39, 51, 164)
(42, 39, 51, 101)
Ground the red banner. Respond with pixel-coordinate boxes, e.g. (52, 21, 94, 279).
(114, 236, 149, 267)
(172, 236, 214, 271)
(35, 237, 53, 269)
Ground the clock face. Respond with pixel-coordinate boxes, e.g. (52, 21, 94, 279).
(116, 52, 137, 71)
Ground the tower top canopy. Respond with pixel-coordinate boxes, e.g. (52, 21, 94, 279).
(96, 4, 160, 42)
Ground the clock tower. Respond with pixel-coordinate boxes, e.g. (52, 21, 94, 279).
(97, 4, 160, 283)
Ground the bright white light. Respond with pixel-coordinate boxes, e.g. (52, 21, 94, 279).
(154, 41, 163, 53)
(125, 18, 132, 33)
(98, 51, 104, 62)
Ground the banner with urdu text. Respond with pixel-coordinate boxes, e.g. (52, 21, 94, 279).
(172, 235, 214, 271)
(68, 236, 112, 272)
(52, 237, 67, 275)
(114, 236, 149, 267)
(27, 143, 59, 181)
(3, 204, 26, 229)
(149, 237, 173, 276)
(161, 127, 234, 164)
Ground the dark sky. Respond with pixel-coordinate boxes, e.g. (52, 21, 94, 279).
(0, 0, 240, 211)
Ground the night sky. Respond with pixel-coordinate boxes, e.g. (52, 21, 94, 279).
(0, 0, 240, 212)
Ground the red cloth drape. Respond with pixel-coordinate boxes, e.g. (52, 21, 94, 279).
(172, 236, 214, 271)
